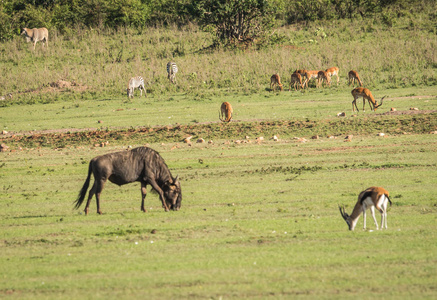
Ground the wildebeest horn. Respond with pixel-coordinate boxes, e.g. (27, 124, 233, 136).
(173, 175, 179, 184)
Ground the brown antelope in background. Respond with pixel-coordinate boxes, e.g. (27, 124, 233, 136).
(348, 70, 363, 87)
(294, 69, 308, 87)
(339, 186, 392, 231)
(325, 67, 339, 85)
(317, 70, 331, 87)
(270, 74, 283, 91)
(290, 72, 304, 91)
(351, 87, 386, 112)
(127, 76, 146, 99)
(303, 70, 320, 88)
(219, 102, 233, 123)
(21, 27, 48, 50)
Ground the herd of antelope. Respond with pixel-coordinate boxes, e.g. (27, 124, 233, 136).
(271, 67, 386, 113)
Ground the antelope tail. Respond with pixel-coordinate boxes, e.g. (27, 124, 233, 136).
(387, 195, 392, 207)
(74, 162, 92, 209)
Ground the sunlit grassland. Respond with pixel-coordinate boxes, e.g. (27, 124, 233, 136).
(1, 133, 436, 298)
(1, 86, 436, 133)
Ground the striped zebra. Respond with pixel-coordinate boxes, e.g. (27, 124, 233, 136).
(167, 62, 178, 84)
(126, 76, 146, 99)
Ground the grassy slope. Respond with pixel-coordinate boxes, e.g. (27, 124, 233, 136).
(0, 16, 435, 102)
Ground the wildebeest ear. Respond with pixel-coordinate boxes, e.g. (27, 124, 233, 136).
(173, 175, 179, 184)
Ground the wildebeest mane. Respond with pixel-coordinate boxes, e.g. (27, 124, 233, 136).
(134, 147, 182, 210)
(132, 147, 173, 184)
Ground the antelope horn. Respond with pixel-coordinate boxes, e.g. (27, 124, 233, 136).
(338, 205, 346, 219)
(377, 96, 387, 108)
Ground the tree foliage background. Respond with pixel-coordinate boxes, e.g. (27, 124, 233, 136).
(0, 0, 434, 42)
(192, 0, 276, 44)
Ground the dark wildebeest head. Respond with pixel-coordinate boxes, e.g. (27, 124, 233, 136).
(163, 175, 182, 211)
(74, 146, 182, 215)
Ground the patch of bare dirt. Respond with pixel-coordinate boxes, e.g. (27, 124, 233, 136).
(20, 80, 88, 95)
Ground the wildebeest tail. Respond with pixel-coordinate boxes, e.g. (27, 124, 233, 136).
(74, 161, 92, 209)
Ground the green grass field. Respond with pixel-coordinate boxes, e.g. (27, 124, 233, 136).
(1, 130, 436, 299)
(1, 17, 437, 299)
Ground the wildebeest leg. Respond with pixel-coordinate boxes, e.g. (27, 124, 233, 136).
(149, 180, 170, 212)
(140, 182, 147, 212)
(84, 182, 97, 215)
(85, 179, 105, 215)
(94, 180, 105, 215)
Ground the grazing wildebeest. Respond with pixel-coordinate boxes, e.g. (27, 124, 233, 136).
(74, 147, 182, 215)
(21, 28, 49, 50)
(126, 76, 146, 99)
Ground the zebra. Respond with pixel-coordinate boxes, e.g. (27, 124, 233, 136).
(167, 62, 178, 84)
(126, 76, 146, 99)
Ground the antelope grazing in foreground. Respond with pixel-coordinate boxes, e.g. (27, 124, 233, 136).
(270, 74, 283, 91)
(219, 102, 233, 123)
(348, 70, 363, 87)
(317, 70, 331, 87)
(167, 62, 178, 84)
(127, 76, 146, 99)
(351, 87, 386, 112)
(21, 27, 48, 50)
(290, 72, 304, 91)
(339, 186, 392, 231)
(325, 67, 339, 85)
